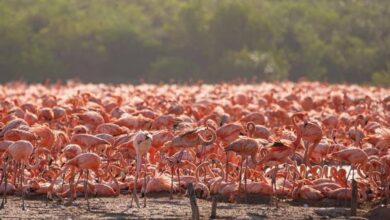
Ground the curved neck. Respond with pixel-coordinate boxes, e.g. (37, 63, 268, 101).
(331, 129, 338, 144)
(251, 150, 259, 165)
(26, 155, 42, 170)
(292, 114, 302, 148)
(203, 115, 215, 127)
(215, 161, 225, 180)
(299, 164, 306, 179)
(182, 161, 197, 175)
(246, 122, 255, 138)
(109, 170, 120, 196)
(323, 165, 329, 178)
(199, 128, 217, 146)
(195, 162, 209, 183)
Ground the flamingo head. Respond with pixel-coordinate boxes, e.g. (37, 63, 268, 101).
(268, 140, 288, 148)
(294, 112, 307, 120)
(133, 131, 153, 154)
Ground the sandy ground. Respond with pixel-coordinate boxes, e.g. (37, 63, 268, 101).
(0, 193, 375, 220)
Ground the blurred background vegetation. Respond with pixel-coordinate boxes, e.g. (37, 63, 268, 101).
(0, 0, 390, 85)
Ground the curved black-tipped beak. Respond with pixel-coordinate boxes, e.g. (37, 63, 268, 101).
(145, 133, 152, 140)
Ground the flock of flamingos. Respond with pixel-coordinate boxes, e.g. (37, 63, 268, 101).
(0, 81, 389, 211)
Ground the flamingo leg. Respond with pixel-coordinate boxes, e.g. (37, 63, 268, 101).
(385, 180, 389, 205)
(244, 157, 248, 202)
(238, 156, 243, 197)
(65, 168, 83, 202)
(170, 166, 174, 200)
(65, 170, 76, 206)
(0, 158, 8, 209)
(4, 163, 7, 205)
(59, 167, 72, 200)
(21, 162, 25, 210)
(76, 169, 84, 187)
(281, 165, 289, 195)
(71, 169, 78, 201)
(84, 169, 90, 210)
(61, 172, 66, 195)
(225, 152, 229, 182)
(130, 154, 141, 208)
(200, 145, 205, 163)
(303, 141, 310, 168)
(176, 167, 181, 192)
(346, 165, 353, 182)
(343, 165, 352, 207)
(13, 161, 17, 188)
(203, 165, 207, 183)
(142, 155, 147, 207)
(271, 165, 278, 207)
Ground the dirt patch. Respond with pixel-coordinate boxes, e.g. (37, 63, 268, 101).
(0, 194, 373, 219)
(364, 205, 390, 220)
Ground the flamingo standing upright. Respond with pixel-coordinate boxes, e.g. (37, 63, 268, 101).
(224, 136, 259, 199)
(256, 112, 304, 205)
(298, 113, 323, 166)
(130, 131, 153, 208)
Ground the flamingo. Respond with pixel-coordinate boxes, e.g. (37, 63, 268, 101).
(296, 113, 323, 166)
(130, 131, 153, 208)
(70, 134, 110, 151)
(292, 181, 324, 200)
(328, 147, 369, 180)
(224, 137, 259, 198)
(2, 81, 390, 211)
(246, 122, 270, 140)
(256, 112, 304, 204)
(1, 140, 39, 210)
(47, 152, 112, 209)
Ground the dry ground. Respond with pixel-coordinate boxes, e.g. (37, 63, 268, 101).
(0, 193, 379, 219)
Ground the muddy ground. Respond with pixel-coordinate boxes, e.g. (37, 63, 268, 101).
(0, 193, 382, 219)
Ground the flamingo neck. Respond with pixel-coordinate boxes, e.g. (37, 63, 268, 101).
(292, 115, 302, 149)
(195, 162, 209, 183)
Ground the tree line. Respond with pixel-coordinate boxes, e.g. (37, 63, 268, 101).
(0, 0, 389, 85)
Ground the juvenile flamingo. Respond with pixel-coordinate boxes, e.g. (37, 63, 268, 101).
(130, 131, 153, 208)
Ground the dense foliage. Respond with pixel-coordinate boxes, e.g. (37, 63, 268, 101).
(0, 0, 389, 84)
